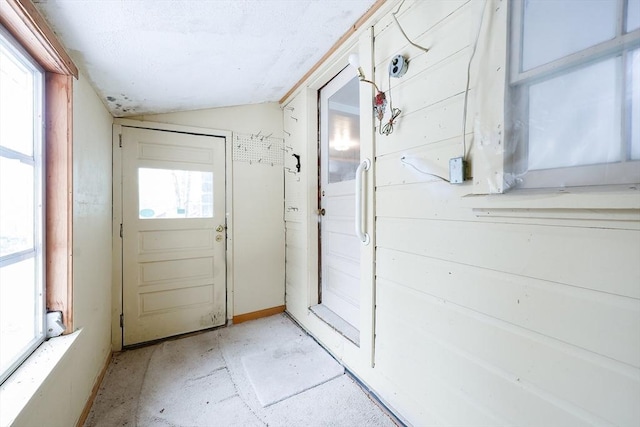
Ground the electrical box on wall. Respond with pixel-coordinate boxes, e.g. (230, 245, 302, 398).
(449, 157, 466, 184)
(388, 54, 409, 78)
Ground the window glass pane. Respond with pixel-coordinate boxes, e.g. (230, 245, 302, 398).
(138, 168, 213, 219)
(522, 0, 617, 71)
(0, 157, 34, 257)
(0, 44, 34, 157)
(630, 49, 640, 160)
(0, 258, 41, 374)
(627, 0, 640, 32)
(528, 57, 621, 170)
(328, 76, 360, 183)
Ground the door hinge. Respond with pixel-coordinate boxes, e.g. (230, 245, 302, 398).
(118, 133, 122, 148)
(119, 223, 123, 238)
(119, 313, 124, 328)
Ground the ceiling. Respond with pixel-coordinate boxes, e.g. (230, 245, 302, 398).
(33, 0, 377, 117)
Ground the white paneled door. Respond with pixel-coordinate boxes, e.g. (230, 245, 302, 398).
(121, 127, 226, 346)
(319, 67, 362, 330)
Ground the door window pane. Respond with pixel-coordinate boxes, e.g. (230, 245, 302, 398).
(328, 76, 360, 183)
(138, 168, 213, 219)
(528, 57, 621, 170)
(522, 0, 617, 71)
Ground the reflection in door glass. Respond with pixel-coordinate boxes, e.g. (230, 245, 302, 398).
(138, 168, 213, 219)
(328, 76, 360, 183)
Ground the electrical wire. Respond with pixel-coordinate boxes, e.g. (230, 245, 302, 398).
(392, 0, 429, 54)
(462, 0, 487, 159)
(379, 70, 402, 135)
(361, 77, 381, 93)
(380, 108, 401, 135)
(400, 156, 450, 182)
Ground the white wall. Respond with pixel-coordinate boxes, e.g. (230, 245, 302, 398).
(283, 1, 640, 425)
(10, 73, 113, 426)
(134, 103, 285, 317)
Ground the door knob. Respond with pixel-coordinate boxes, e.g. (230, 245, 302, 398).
(216, 225, 224, 232)
(318, 208, 325, 216)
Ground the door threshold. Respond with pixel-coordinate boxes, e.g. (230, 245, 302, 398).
(123, 322, 229, 350)
(309, 304, 360, 347)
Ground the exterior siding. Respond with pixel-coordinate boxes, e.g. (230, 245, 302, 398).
(283, 0, 640, 425)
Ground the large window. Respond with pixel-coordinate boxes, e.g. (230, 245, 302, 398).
(0, 26, 45, 384)
(509, 0, 640, 188)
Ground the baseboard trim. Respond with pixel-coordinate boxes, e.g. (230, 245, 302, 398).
(233, 305, 285, 324)
(76, 350, 112, 427)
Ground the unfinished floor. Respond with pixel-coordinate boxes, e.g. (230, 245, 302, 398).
(84, 314, 396, 427)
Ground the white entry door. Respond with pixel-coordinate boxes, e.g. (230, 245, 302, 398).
(121, 126, 226, 346)
(319, 68, 362, 330)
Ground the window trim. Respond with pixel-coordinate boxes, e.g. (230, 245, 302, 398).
(507, 0, 640, 189)
(0, 0, 77, 78)
(44, 72, 73, 330)
(0, 0, 77, 338)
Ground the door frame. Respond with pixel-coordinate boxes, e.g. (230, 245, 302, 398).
(111, 119, 233, 351)
(303, 28, 377, 367)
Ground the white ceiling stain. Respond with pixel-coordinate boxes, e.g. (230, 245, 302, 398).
(33, 0, 377, 117)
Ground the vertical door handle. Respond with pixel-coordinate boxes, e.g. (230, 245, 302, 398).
(355, 159, 371, 245)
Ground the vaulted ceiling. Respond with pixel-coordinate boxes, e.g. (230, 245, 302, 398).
(33, 0, 378, 117)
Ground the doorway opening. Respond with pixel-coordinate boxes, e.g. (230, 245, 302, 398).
(116, 125, 227, 347)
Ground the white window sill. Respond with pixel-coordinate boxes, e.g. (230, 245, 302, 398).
(0, 330, 81, 426)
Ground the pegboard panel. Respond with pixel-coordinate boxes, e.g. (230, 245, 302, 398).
(233, 132, 284, 166)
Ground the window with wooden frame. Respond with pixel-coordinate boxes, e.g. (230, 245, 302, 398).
(0, 0, 77, 384)
(0, 24, 45, 384)
(508, 0, 640, 189)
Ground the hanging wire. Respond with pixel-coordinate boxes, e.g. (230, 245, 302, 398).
(383, 71, 394, 134)
(380, 108, 401, 135)
(462, 0, 487, 159)
(379, 69, 402, 135)
(400, 156, 450, 182)
(392, 0, 430, 54)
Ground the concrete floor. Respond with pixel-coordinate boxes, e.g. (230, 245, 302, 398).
(84, 314, 397, 427)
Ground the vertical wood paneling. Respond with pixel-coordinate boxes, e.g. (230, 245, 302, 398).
(284, 90, 314, 314)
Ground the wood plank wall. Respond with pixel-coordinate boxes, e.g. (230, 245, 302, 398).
(283, 1, 640, 425)
(283, 89, 317, 316)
